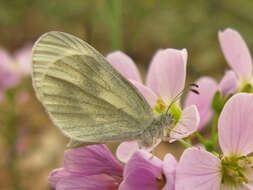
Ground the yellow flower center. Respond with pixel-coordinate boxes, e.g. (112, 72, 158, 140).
(239, 77, 253, 93)
(153, 98, 182, 126)
(221, 155, 253, 187)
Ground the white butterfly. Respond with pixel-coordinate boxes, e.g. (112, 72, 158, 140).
(31, 31, 173, 148)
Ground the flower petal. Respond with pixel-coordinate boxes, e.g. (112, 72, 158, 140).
(181, 49, 188, 67)
(184, 77, 218, 130)
(48, 168, 72, 188)
(218, 28, 252, 78)
(119, 150, 162, 190)
(106, 51, 142, 82)
(14, 45, 32, 75)
(147, 49, 187, 101)
(116, 139, 161, 163)
(146, 49, 163, 97)
(116, 141, 140, 163)
(0, 48, 20, 88)
(169, 105, 199, 142)
(63, 144, 123, 177)
(56, 175, 118, 190)
(176, 148, 221, 190)
(219, 70, 238, 97)
(162, 154, 177, 190)
(130, 80, 158, 107)
(218, 93, 253, 156)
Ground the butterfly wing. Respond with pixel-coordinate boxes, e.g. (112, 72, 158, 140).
(32, 31, 154, 143)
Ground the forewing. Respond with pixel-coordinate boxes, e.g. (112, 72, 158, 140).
(32, 31, 101, 99)
(31, 31, 153, 143)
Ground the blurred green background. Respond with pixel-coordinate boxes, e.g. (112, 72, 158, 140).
(0, 0, 253, 189)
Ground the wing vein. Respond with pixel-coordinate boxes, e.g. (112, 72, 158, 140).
(94, 57, 150, 114)
(41, 75, 138, 122)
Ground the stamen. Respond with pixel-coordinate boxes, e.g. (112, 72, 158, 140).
(221, 156, 253, 187)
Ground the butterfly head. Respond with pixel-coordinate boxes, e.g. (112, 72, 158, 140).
(160, 113, 174, 135)
(161, 112, 173, 126)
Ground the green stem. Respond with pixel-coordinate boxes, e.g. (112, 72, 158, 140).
(194, 132, 208, 145)
(185, 137, 192, 146)
(177, 139, 192, 148)
(106, 0, 122, 50)
(211, 151, 220, 157)
(211, 112, 219, 148)
(6, 90, 22, 190)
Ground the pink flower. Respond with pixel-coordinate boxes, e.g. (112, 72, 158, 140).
(176, 93, 253, 189)
(120, 150, 177, 190)
(184, 77, 218, 130)
(0, 48, 20, 90)
(13, 44, 32, 75)
(162, 154, 178, 190)
(107, 50, 199, 162)
(107, 51, 142, 83)
(119, 150, 162, 190)
(0, 45, 32, 101)
(48, 145, 123, 190)
(218, 28, 253, 93)
(48, 144, 178, 190)
(219, 70, 238, 97)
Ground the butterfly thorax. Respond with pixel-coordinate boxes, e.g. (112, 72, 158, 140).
(139, 113, 173, 148)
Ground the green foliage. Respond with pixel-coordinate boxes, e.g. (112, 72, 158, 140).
(212, 91, 224, 114)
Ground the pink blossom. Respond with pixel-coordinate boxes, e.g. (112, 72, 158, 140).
(218, 28, 253, 92)
(185, 77, 218, 130)
(13, 44, 32, 75)
(176, 93, 253, 189)
(0, 46, 32, 101)
(119, 151, 177, 190)
(119, 150, 163, 190)
(48, 144, 178, 190)
(146, 49, 187, 101)
(0, 48, 20, 90)
(162, 154, 178, 190)
(219, 70, 238, 97)
(107, 51, 142, 83)
(48, 145, 123, 190)
(116, 141, 140, 163)
(219, 28, 252, 79)
(107, 50, 199, 162)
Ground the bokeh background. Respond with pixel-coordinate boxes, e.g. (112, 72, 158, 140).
(0, 0, 253, 189)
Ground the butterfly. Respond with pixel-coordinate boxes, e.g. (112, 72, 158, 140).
(31, 31, 173, 148)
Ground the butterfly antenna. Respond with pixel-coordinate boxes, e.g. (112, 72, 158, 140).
(165, 83, 199, 114)
(161, 83, 199, 137)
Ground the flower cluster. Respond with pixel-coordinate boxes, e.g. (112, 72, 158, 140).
(48, 28, 253, 189)
(108, 48, 201, 161)
(48, 145, 177, 189)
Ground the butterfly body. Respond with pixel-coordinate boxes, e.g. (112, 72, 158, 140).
(139, 113, 173, 147)
(31, 31, 173, 148)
